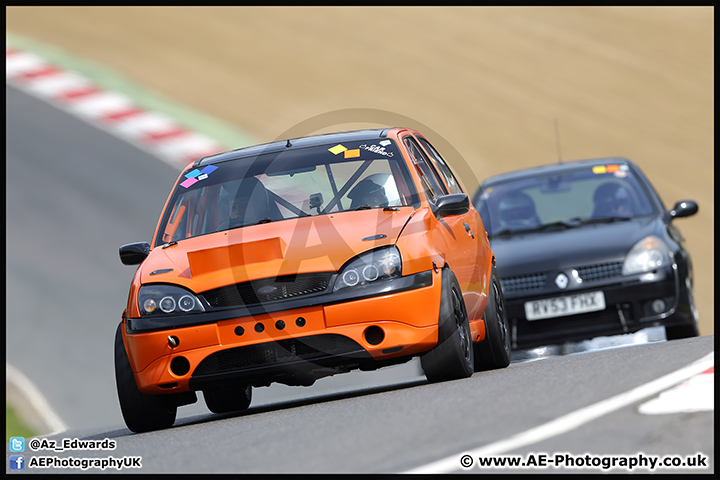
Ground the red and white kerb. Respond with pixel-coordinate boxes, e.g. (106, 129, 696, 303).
(6, 47, 225, 169)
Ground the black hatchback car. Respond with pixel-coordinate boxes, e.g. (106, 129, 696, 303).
(472, 158, 699, 350)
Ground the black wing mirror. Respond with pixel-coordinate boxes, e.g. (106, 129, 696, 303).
(669, 200, 698, 219)
(119, 242, 150, 265)
(434, 194, 470, 217)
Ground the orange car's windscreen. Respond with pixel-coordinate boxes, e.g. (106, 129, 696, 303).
(154, 140, 420, 246)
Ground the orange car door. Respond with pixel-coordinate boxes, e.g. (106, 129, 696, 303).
(406, 134, 486, 323)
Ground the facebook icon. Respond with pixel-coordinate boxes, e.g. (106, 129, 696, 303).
(10, 455, 25, 470)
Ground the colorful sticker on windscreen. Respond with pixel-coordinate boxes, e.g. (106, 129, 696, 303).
(180, 165, 218, 188)
(328, 144, 361, 159)
(328, 144, 347, 155)
(592, 164, 629, 178)
(329, 142, 394, 158)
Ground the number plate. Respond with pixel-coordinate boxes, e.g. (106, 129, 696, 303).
(524, 291, 606, 321)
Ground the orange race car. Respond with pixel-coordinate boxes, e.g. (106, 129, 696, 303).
(116, 127, 510, 432)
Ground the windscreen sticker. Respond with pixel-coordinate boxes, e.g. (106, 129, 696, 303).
(379, 140, 392, 146)
(185, 168, 203, 179)
(359, 144, 394, 157)
(180, 165, 218, 188)
(328, 144, 347, 155)
(180, 177, 198, 188)
(592, 164, 620, 175)
(344, 149, 360, 159)
(614, 164, 629, 178)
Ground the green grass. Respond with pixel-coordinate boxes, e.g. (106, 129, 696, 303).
(6, 404, 37, 441)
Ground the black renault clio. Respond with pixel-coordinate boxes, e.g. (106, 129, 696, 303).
(472, 158, 699, 350)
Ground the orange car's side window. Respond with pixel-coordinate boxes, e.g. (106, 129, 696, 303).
(417, 136, 464, 195)
(403, 136, 447, 203)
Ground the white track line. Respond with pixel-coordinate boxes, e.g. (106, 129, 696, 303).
(405, 351, 714, 473)
(6, 363, 68, 436)
(637, 366, 714, 415)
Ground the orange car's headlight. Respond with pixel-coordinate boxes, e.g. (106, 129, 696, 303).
(334, 246, 402, 292)
(138, 285, 206, 317)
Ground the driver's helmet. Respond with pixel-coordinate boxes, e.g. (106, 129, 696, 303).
(348, 173, 399, 209)
(229, 177, 270, 226)
(592, 182, 634, 217)
(497, 191, 540, 228)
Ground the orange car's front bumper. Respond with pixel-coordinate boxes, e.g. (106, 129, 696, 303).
(125, 269, 444, 394)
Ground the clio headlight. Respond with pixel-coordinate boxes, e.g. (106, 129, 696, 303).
(138, 285, 205, 316)
(334, 246, 402, 292)
(622, 236, 672, 275)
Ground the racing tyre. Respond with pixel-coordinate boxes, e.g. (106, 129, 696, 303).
(204, 385, 252, 414)
(474, 264, 511, 371)
(421, 269, 474, 383)
(114, 324, 177, 433)
(665, 323, 699, 340)
(665, 281, 700, 340)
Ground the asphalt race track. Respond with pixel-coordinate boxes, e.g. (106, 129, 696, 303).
(5, 84, 714, 474)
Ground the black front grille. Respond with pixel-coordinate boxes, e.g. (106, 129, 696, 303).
(502, 261, 624, 295)
(576, 262, 623, 283)
(201, 273, 334, 308)
(501, 273, 547, 294)
(192, 334, 368, 376)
